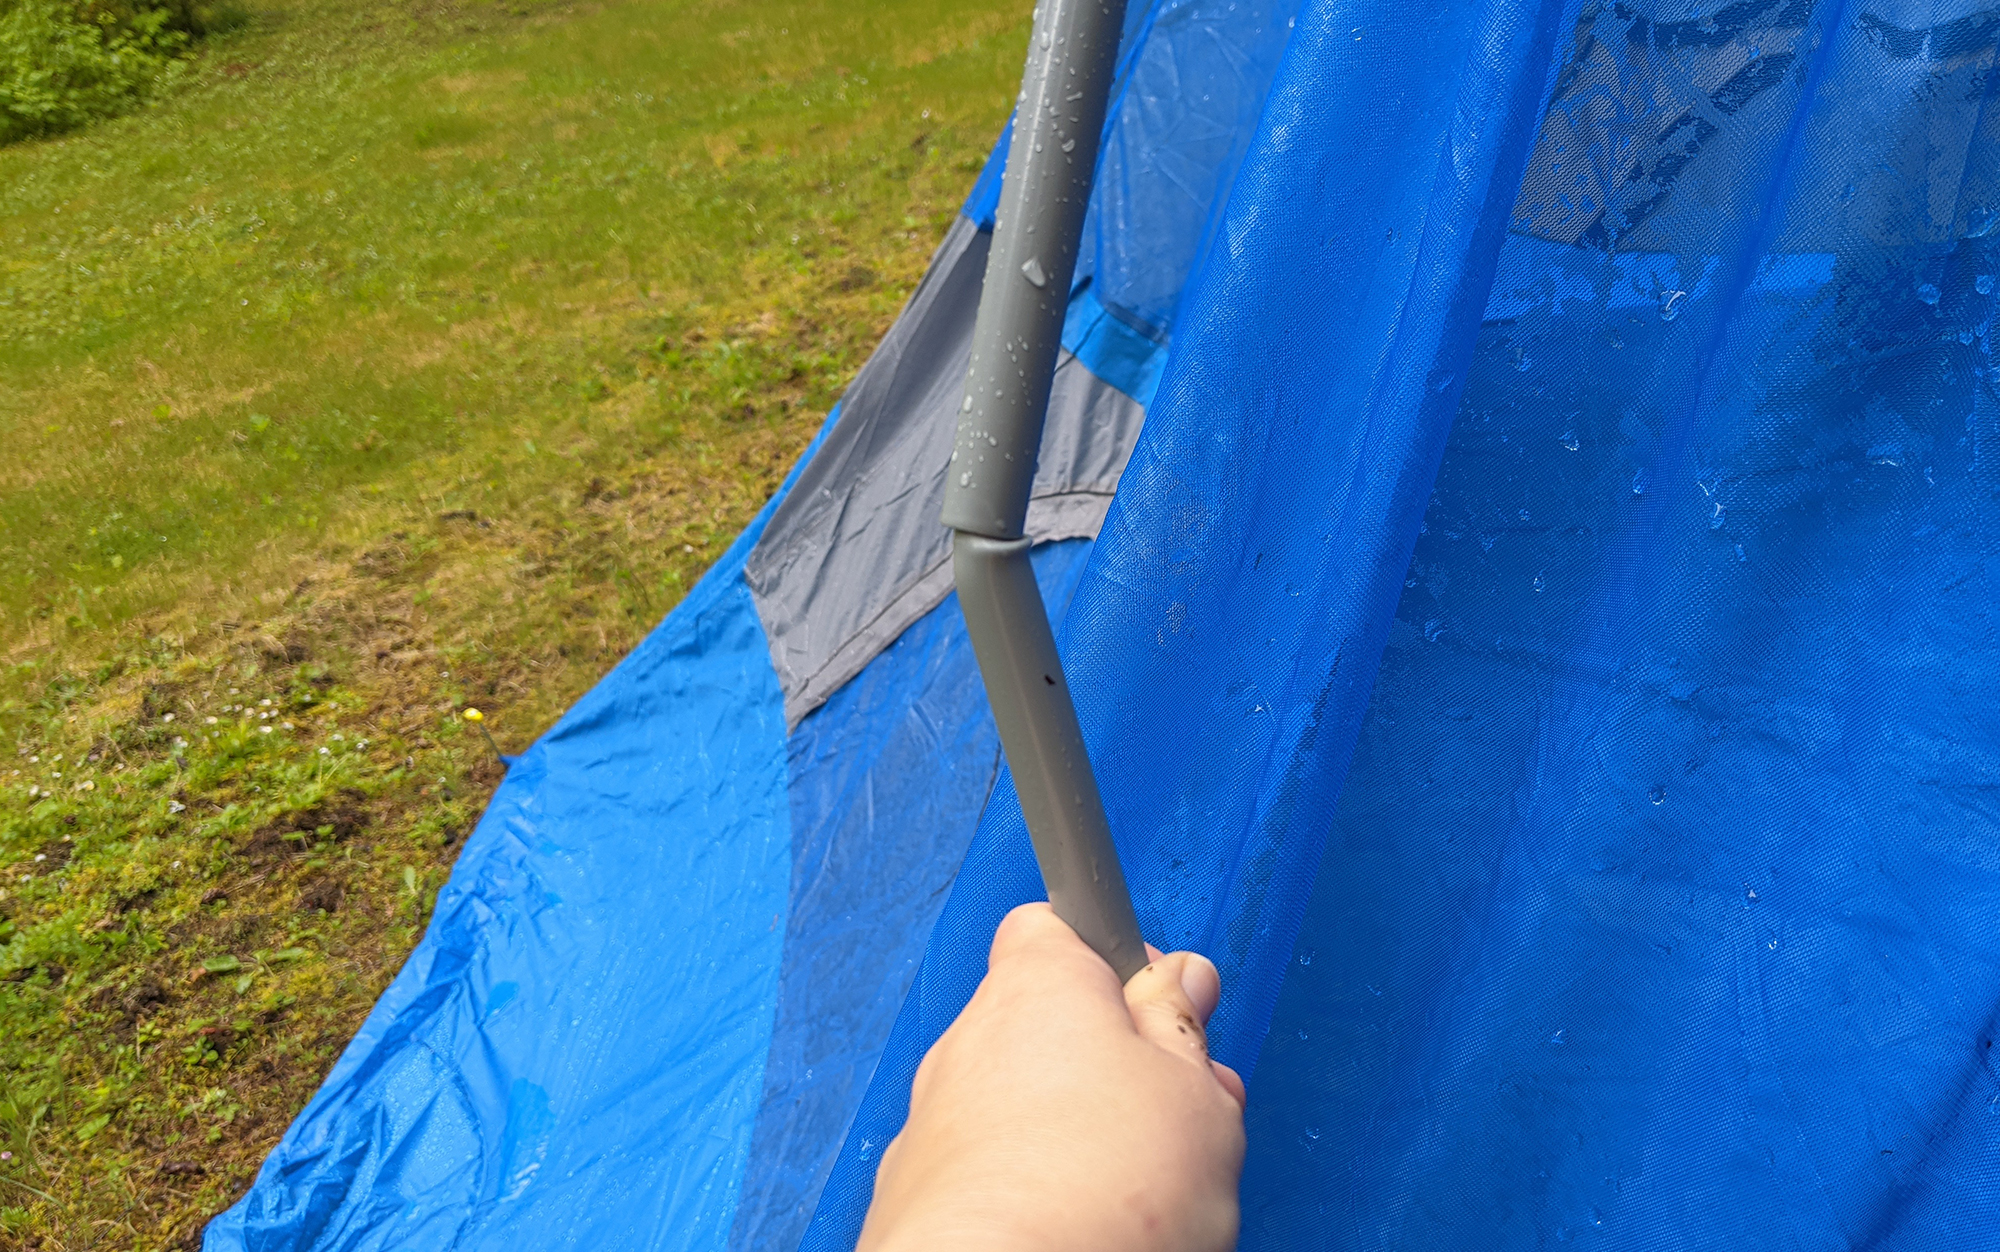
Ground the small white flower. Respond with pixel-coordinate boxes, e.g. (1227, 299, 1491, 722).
(283, 722, 295, 730)
(162, 713, 175, 722)
(205, 716, 218, 725)
(27, 756, 36, 763)
(168, 800, 185, 813)
(33, 854, 45, 863)
(172, 860, 182, 868)
(260, 699, 272, 707)
(318, 747, 330, 755)
(229, 688, 239, 695)
(174, 737, 188, 748)
(259, 726, 274, 735)
(331, 733, 344, 741)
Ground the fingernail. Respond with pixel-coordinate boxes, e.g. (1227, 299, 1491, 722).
(1178, 953, 1220, 1016)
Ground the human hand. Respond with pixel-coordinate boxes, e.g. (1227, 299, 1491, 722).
(857, 903, 1247, 1252)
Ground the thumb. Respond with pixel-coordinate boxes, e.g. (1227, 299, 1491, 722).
(1124, 952, 1247, 1106)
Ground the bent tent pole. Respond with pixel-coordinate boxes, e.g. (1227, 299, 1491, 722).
(941, 0, 1146, 983)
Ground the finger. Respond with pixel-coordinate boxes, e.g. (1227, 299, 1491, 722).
(1174, 950, 1222, 1022)
(1124, 951, 1218, 1069)
(984, 902, 1127, 1015)
(1211, 1059, 1247, 1108)
(989, 902, 1101, 969)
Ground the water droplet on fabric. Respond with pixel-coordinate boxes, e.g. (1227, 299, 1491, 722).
(1649, 784, 1665, 805)
(1518, 508, 1530, 522)
(1710, 502, 1725, 529)
(1298, 949, 1314, 966)
(1515, 353, 1533, 372)
(1659, 289, 1685, 321)
(1533, 573, 1545, 592)
(1479, 533, 1496, 552)
(1020, 256, 1047, 288)
(1549, 1029, 1565, 1044)
(1424, 618, 1444, 643)
(1561, 430, 1579, 451)
(1631, 467, 1649, 496)
(1431, 372, 1456, 393)
(1841, 183, 1857, 203)
(1919, 282, 1941, 305)
(1735, 542, 1747, 561)
(1971, 207, 1998, 237)
(1297, 1028, 1309, 1040)
(958, 471, 972, 487)
(1979, 274, 1994, 295)
(1301, 1127, 1322, 1148)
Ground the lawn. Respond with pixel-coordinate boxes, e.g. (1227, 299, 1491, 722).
(0, 0, 1023, 1243)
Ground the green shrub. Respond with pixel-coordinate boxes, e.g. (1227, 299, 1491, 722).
(0, 1, 220, 144)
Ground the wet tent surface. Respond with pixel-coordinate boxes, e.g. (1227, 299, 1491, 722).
(215, 0, 2000, 1247)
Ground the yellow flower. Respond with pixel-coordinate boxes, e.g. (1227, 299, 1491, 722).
(462, 708, 484, 723)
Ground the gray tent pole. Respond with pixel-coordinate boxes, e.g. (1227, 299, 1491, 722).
(942, 0, 1145, 982)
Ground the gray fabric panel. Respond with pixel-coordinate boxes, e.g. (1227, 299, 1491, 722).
(746, 215, 1148, 727)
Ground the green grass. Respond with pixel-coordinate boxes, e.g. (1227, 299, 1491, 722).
(0, 0, 1024, 1243)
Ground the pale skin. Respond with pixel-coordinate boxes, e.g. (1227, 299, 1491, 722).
(857, 903, 1248, 1252)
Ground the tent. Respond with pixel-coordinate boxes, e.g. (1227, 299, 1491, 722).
(210, 0, 2000, 1246)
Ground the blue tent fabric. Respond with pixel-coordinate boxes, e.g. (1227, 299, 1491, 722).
(728, 538, 1094, 1252)
(802, 0, 1578, 1242)
(216, 0, 2000, 1246)
(206, 415, 828, 1252)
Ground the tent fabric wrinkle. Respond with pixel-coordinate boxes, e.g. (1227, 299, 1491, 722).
(214, 0, 2000, 1246)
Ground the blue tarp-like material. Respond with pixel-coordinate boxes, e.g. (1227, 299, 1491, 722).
(213, 0, 2000, 1247)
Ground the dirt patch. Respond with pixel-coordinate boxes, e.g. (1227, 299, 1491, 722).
(297, 877, 345, 914)
(242, 788, 371, 861)
(91, 975, 173, 1036)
